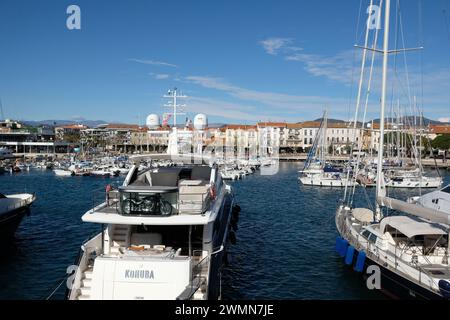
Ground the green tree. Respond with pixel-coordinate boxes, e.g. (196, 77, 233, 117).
(431, 134, 450, 150)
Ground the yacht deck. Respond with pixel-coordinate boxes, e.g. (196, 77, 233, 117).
(82, 202, 212, 225)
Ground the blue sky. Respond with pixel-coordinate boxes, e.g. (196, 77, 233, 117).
(0, 0, 449, 125)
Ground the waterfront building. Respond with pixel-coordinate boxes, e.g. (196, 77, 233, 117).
(0, 120, 71, 155)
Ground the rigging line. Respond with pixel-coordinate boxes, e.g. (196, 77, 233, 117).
(345, 0, 375, 202)
(419, 0, 424, 138)
(443, 0, 450, 45)
(350, 0, 384, 206)
(388, 0, 400, 128)
(397, 0, 414, 110)
(0, 97, 4, 120)
(346, 0, 366, 128)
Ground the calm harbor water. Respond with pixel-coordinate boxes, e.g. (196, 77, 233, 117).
(0, 162, 448, 300)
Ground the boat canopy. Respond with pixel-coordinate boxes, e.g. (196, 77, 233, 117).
(380, 216, 447, 238)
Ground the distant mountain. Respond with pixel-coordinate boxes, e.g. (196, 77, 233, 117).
(22, 119, 109, 127)
(371, 116, 449, 126)
(312, 118, 347, 124)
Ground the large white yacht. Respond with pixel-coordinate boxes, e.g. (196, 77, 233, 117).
(408, 184, 450, 214)
(0, 192, 36, 238)
(67, 161, 239, 300)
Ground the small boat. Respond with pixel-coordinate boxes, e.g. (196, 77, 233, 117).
(12, 166, 21, 173)
(0, 192, 36, 239)
(90, 169, 111, 177)
(54, 169, 74, 177)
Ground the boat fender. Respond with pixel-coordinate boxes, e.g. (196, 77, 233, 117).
(335, 237, 343, 254)
(229, 231, 237, 245)
(345, 246, 355, 265)
(439, 280, 450, 299)
(232, 204, 241, 213)
(223, 251, 230, 266)
(354, 251, 366, 272)
(210, 183, 217, 200)
(339, 239, 349, 257)
(231, 219, 238, 231)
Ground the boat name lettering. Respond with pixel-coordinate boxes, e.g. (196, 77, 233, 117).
(124, 269, 154, 280)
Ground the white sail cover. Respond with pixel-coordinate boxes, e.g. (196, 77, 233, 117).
(378, 196, 450, 225)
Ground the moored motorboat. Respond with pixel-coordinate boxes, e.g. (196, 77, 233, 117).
(0, 192, 36, 239)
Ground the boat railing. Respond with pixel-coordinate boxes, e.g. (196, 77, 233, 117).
(179, 250, 210, 300)
(5, 194, 35, 212)
(90, 184, 122, 213)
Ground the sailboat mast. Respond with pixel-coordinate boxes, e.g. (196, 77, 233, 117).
(323, 109, 328, 164)
(376, 0, 391, 211)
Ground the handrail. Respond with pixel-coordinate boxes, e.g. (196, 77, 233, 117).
(4, 194, 35, 212)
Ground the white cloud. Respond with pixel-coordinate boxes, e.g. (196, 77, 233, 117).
(187, 96, 276, 122)
(150, 73, 170, 80)
(259, 38, 300, 55)
(262, 38, 450, 120)
(185, 75, 350, 119)
(285, 50, 358, 85)
(438, 117, 450, 123)
(129, 58, 177, 68)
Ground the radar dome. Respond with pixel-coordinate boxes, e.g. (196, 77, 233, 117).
(146, 114, 160, 129)
(194, 113, 208, 130)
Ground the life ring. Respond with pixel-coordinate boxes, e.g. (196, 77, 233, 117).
(210, 183, 217, 200)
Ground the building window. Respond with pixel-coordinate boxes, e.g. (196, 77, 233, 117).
(309, 138, 313, 144)
(304, 138, 308, 144)
(310, 130, 313, 136)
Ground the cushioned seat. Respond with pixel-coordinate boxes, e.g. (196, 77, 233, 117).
(190, 166, 211, 182)
(150, 172, 179, 187)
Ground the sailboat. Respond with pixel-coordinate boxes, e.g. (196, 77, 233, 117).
(299, 110, 357, 187)
(336, 0, 450, 299)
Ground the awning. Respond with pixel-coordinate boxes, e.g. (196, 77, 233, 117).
(380, 216, 448, 238)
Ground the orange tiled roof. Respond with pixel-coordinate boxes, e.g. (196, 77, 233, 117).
(100, 123, 141, 130)
(56, 124, 88, 130)
(257, 122, 288, 128)
(223, 124, 258, 130)
(286, 123, 303, 129)
(430, 125, 450, 134)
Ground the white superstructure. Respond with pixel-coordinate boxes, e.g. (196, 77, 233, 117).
(67, 161, 238, 300)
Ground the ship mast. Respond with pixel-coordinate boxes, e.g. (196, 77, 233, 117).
(375, 0, 391, 218)
(164, 88, 187, 155)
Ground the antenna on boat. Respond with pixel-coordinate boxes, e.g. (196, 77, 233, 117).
(164, 88, 187, 156)
(163, 88, 187, 128)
